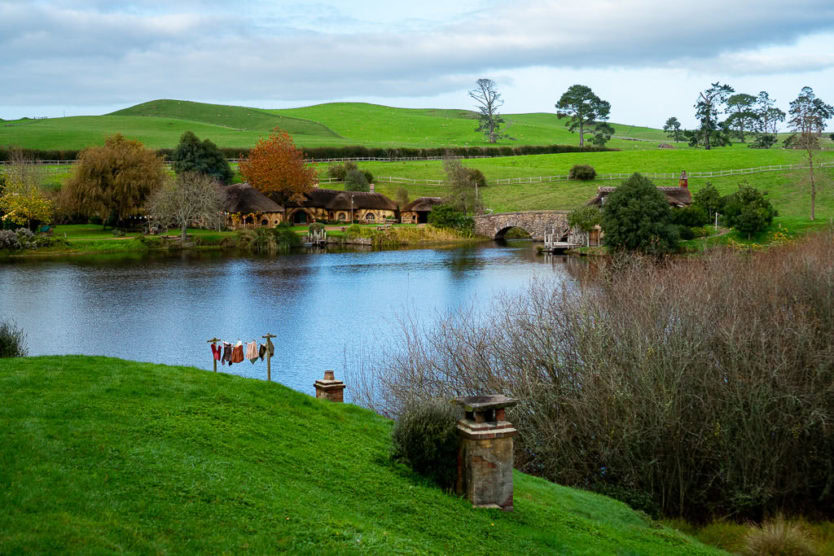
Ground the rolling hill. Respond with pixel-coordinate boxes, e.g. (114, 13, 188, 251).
(1, 99, 672, 151)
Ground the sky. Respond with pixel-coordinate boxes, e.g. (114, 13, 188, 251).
(2, 0, 834, 129)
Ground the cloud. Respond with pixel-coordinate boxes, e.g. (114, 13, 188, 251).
(1, 0, 833, 109)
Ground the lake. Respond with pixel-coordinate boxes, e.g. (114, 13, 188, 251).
(0, 243, 579, 400)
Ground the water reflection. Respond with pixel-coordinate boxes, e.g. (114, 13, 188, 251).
(1, 242, 580, 398)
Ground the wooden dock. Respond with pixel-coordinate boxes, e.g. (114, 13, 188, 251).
(542, 227, 580, 252)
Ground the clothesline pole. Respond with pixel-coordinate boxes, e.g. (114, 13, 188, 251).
(207, 337, 222, 372)
(262, 333, 276, 382)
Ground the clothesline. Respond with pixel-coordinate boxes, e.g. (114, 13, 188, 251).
(207, 333, 277, 381)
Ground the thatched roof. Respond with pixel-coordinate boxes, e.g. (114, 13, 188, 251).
(289, 188, 398, 211)
(587, 186, 692, 208)
(402, 197, 444, 212)
(221, 183, 284, 213)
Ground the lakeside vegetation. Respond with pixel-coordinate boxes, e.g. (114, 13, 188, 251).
(0, 355, 721, 554)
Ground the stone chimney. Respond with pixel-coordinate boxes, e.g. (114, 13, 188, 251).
(314, 370, 346, 402)
(369, 183, 375, 192)
(453, 395, 518, 511)
(679, 170, 688, 189)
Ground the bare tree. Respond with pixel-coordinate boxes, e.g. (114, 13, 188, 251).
(469, 78, 506, 144)
(148, 172, 224, 241)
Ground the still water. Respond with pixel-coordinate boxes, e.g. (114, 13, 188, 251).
(0, 243, 578, 399)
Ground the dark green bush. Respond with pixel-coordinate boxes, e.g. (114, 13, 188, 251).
(722, 184, 777, 238)
(466, 168, 486, 188)
(391, 399, 461, 490)
(601, 173, 678, 255)
(569, 164, 596, 181)
(592, 483, 661, 519)
(670, 206, 709, 228)
(362, 170, 374, 184)
(0, 320, 27, 358)
(427, 204, 474, 235)
(692, 183, 723, 220)
(170, 131, 233, 184)
(749, 134, 778, 149)
(676, 224, 695, 240)
(327, 163, 347, 181)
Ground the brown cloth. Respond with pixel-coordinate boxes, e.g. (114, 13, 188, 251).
(231, 343, 244, 364)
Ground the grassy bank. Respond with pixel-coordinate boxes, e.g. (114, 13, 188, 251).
(0, 355, 720, 554)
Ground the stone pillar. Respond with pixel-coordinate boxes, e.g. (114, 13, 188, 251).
(314, 370, 346, 402)
(453, 395, 518, 511)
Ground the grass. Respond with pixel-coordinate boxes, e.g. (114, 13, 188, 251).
(0, 355, 722, 554)
(1, 99, 705, 151)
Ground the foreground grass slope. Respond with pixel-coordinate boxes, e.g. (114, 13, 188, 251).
(0, 356, 719, 554)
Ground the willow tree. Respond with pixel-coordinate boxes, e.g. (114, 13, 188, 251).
(64, 134, 166, 226)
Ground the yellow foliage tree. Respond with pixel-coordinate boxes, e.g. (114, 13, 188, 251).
(0, 154, 53, 229)
(239, 130, 316, 203)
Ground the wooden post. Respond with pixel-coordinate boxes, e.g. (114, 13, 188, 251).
(262, 333, 276, 382)
(207, 337, 221, 372)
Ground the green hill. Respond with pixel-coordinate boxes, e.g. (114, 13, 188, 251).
(1, 99, 674, 151)
(0, 356, 720, 554)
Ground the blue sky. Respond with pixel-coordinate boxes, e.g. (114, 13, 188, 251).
(2, 0, 833, 129)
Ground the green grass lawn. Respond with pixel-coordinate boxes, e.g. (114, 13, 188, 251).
(0, 355, 722, 554)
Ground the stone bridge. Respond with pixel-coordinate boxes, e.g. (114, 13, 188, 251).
(474, 210, 570, 241)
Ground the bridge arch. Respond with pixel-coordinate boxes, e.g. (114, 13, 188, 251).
(474, 211, 571, 241)
(495, 226, 533, 240)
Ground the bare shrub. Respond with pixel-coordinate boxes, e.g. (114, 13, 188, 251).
(743, 515, 818, 556)
(351, 230, 834, 520)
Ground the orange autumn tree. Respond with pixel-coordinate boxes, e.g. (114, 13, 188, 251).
(239, 130, 317, 204)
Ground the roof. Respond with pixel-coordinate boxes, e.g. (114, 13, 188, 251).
(587, 186, 692, 208)
(288, 188, 398, 211)
(402, 197, 444, 212)
(221, 183, 284, 213)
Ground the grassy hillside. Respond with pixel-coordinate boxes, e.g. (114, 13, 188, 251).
(0, 356, 720, 554)
(3, 99, 674, 151)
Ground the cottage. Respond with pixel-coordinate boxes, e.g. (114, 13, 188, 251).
(285, 188, 398, 224)
(221, 183, 284, 229)
(400, 197, 444, 224)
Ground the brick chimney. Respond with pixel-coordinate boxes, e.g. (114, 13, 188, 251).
(453, 395, 519, 511)
(314, 370, 346, 402)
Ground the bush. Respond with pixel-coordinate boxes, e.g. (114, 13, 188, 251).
(466, 168, 487, 188)
(327, 163, 347, 181)
(170, 131, 233, 184)
(568, 205, 602, 232)
(352, 230, 834, 521)
(750, 134, 778, 149)
(675, 224, 695, 240)
(670, 205, 709, 228)
(601, 173, 678, 255)
(362, 170, 374, 184)
(0, 320, 27, 357)
(722, 184, 777, 238)
(237, 225, 300, 254)
(344, 224, 362, 238)
(344, 168, 370, 192)
(308, 222, 325, 234)
(692, 183, 723, 220)
(569, 164, 596, 181)
(391, 399, 461, 489)
(0, 230, 21, 249)
(743, 516, 817, 556)
(427, 204, 474, 235)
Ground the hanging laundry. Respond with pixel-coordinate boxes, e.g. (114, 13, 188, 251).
(210, 343, 221, 361)
(232, 341, 244, 364)
(246, 341, 258, 364)
(258, 343, 266, 361)
(266, 338, 275, 357)
(222, 342, 232, 366)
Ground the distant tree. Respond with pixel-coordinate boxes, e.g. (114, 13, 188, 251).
(0, 152, 52, 229)
(601, 173, 678, 255)
(753, 91, 786, 136)
(787, 86, 834, 220)
(725, 93, 757, 143)
(722, 183, 777, 238)
(469, 78, 507, 143)
(568, 204, 602, 232)
(695, 82, 734, 150)
(395, 186, 410, 208)
(344, 168, 370, 192)
(663, 117, 683, 142)
(556, 85, 613, 147)
(147, 172, 224, 242)
(239, 130, 316, 204)
(692, 182, 723, 221)
(170, 131, 233, 184)
(443, 157, 482, 216)
(63, 134, 165, 226)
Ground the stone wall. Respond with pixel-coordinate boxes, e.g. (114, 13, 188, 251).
(473, 211, 571, 240)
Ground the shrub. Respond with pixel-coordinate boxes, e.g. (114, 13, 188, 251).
(601, 173, 678, 255)
(308, 222, 325, 234)
(568, 205, 602, 232)
(362, 170, 374, 184)
(569, 164, 596, 180)
(722, 184, 777, 238)
(466, 168, 487, 188)
(675, 224, 695, 240)
(351, 230, 834, 521)
(427, 204, 474, 235)
(0, 320, 27, 358)
(344, 168, 370, 192)
(0, 230, 21, 249)
(391, 399, 461, 490)
(327, 163, 347, 181)
(344, 224, 362, 238)
(750, 134, 778, 149)
(743, 516, 817, 556)
(670, 205, 709, 228)
(692, 182, 723, 220)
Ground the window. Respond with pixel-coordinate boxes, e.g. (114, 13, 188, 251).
(365, 213, 375, 221)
